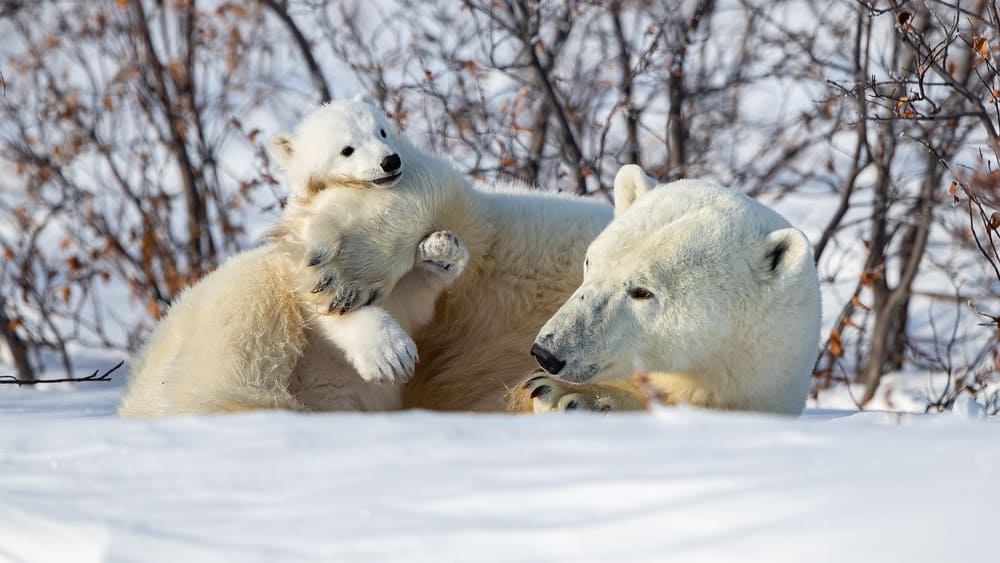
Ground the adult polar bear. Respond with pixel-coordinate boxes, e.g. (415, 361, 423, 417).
(286, 98, 612, 412)
(507, 165, 822, 415)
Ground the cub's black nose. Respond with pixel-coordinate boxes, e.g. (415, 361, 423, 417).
(530, 342, 565, 375)
(381, 154, 401, 173)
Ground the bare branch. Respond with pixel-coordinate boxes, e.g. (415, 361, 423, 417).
(0, 361, 123, 386)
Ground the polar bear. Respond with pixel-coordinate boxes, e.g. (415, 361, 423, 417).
(117, 99, 469, 416)
(283, 99, 613, 412)
(506, 165, 822, 415)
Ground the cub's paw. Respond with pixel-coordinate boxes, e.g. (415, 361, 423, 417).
(520, 373, 614, 414)
(417, 231, 468, 276)
(297, 216, 388, 314)
(303, 251, 386, 315)
(349, 322, 418, 384)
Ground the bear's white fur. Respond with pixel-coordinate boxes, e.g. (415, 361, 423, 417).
(118, 98, 469, 416)
(277, 100, 613, 412)
(516, 165, 822, 415)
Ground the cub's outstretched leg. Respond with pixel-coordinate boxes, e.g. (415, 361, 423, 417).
(311, 230, 468, 385)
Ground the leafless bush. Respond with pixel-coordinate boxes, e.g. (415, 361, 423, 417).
(0, 0, 289, 379)
(813, 0, 1000, 408)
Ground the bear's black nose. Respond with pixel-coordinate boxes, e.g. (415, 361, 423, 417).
(531, 342, 565, 375)
(381, 154, 401, 173)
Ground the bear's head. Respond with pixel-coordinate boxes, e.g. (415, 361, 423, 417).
(531, 165, 821, 408)
(269, 94, 404, 197)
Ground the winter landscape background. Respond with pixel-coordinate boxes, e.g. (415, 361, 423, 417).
(1, 0, 999, 560)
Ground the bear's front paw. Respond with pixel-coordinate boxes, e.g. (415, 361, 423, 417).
(349, 321, 418, 384)
(521, 374, 614, 414)
(417, 231, 468, 276)
(303, 256, 386, 315)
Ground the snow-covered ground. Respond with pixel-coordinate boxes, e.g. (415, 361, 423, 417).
(1, 381, 997, 563)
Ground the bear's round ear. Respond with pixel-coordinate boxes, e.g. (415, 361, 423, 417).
(268, 133, 295, 170)
(613, 164, 657, 217)
(755, 228, 812, 280)
(353, 92, 377, 106)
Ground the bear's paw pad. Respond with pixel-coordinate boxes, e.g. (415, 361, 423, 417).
(521, 374, 613, 414)
(418, 230, 468, 274)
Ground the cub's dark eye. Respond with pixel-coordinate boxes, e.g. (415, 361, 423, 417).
(341, 146, 355, 157)
(628, 287, 654, 300)
(380, 128, 387, 138)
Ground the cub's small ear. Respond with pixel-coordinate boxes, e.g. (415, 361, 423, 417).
(268, 133, 294, 169)
(755, 228, 812, 279)
(353, 92, 377, 106)
(613, 164, 657, 217)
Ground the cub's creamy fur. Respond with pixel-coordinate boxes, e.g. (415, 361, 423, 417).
(118, 98, 468, 416)
(509, 165, 822, 415)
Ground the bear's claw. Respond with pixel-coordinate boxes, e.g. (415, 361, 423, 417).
(529, 384, 551, 399)
(311, 274, 335, 294)
(327, 282, 370, 315)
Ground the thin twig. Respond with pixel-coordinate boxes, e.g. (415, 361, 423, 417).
(0, 360, 124, 386)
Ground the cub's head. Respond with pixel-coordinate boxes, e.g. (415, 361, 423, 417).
(269, 94, 404, 198)
(531, 165, 821, 399)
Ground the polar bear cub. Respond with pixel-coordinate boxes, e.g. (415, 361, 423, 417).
(118, 98, 468, 416)
(514, 165, 821, 415)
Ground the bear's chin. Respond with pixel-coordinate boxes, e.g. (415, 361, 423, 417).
(372, 172, 402, 187)
(553, 363, 603, 383)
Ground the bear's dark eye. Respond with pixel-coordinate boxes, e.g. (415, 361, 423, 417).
(628, 287, 654, 300)
(380, 128, 387, 138)
(341, 146, 355, 157)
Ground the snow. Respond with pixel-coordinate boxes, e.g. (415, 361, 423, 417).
(1, 382, 997, 563)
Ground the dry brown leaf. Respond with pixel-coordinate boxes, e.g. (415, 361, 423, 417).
(146, 299, 161, 320)
(974, 35, 990, 60)
(829, 328, 844, 358)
